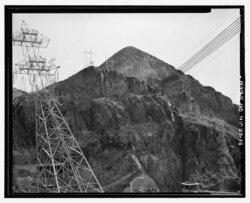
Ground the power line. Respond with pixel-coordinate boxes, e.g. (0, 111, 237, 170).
(165, 17, 240, 82)
(170, 16, 238, 79)
(175, 10, 239, 68)
(179, 22, 240, 74)
(166, 24, 239, 82)
(190, 35, 239, 76)
(167, 25, 240, 82)
(179, 26, 240, 76)
(63, 14, 91, 61)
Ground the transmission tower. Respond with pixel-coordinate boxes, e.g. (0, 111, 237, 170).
(83, 49, 94, 68)
(13, 20, 103, 193)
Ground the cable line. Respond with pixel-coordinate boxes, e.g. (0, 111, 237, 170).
(190, 35, 240, 76)
(176, 10, 239, 68)
(167, 26, 240, 82)
(165, 17, 241, 82)
(63, 14, 91, 61)
(179, 23, 240, 74)
(179, 18, 240, 71)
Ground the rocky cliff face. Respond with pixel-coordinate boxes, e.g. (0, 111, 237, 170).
(162, 74, 239, 127)
(102, 46, 239, 127)
(12, 47, 241, 192)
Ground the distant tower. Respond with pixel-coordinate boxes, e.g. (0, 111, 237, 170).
(83, 49, 94, 68)
(13, 21, 103, 193)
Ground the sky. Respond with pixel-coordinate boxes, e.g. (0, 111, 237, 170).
(12, 9, 241, 104)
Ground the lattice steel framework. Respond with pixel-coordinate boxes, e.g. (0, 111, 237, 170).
(13, 20, 103, 193)
(13, 20, 57, 92)
(36, 93, 103, 192)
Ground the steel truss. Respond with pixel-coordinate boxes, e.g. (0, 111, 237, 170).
(36, 92, 103, 193)
(13, 20, 103, 193)
(13, 20, 58, 92)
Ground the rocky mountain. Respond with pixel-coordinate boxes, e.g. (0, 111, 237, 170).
(12, 46, 241, 193)
(101, 46, 239, 127)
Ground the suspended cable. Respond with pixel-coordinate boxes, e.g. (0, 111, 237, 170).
(190, 35, 240, 76)
(180, 23, 240, 74)
(179, 18, 240, 71)
(166, 20, 240, 82)
(166, 26, 240, 82)
(165, 18, 241, 82)
(166, 25, 240, 82)
(175, 10, 239, 68)
(63, 14, 91, 61)
(179, 25, 240, 75)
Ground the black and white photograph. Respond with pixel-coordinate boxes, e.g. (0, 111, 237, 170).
(4, 5, 245, 198)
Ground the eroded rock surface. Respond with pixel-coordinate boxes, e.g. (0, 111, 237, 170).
(12, 47, 241, 192)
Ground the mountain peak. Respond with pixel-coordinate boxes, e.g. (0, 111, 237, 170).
(118, 46, 141, 54)
(99, 46, 174, 82)
(120, 46, 138, 51)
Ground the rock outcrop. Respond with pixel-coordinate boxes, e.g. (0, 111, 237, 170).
(12, 46, 241, 192)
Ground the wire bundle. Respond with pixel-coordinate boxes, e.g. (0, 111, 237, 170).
(166, 17, 241, 82)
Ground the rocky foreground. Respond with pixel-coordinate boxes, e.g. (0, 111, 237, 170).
(12, 46, 241, 192)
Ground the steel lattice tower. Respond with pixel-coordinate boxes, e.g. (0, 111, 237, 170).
(13, 20, 103, 193)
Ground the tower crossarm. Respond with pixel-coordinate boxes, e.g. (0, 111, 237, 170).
(12, 21, 50, 48)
